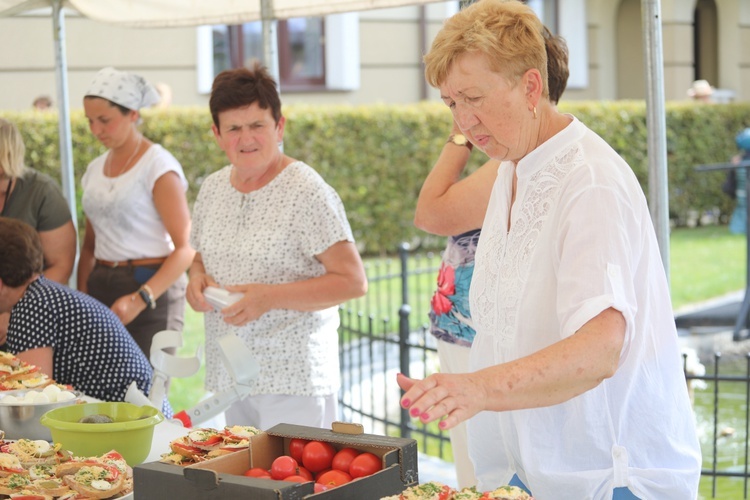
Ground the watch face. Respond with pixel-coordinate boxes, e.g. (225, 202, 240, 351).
(452, 134, 468, 145)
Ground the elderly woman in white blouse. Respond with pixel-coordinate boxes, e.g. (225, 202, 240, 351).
(187, 63, 367, 430)
(397, 2, 700, 499)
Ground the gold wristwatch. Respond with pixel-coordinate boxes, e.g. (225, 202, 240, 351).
(447, 134, 472, 149)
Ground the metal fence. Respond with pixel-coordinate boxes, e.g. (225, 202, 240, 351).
(338, 243, 750, 497)
(687, 352, 750, 498)
(337, 243, 451, 458)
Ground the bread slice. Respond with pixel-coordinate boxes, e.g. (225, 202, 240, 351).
(5, 488, 54, 499)
(61, 464, 125, 499)
(26, 477, 72, 497)
(2, 440, 73, 469)
(0, 453, 29, 478)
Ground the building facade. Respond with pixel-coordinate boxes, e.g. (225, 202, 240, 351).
(0, 0, 748, 111)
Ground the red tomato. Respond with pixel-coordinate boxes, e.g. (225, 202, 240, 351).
(314, 468, 332, 480)
(102, 451, 125, 462)
(244, 467, 272, 478)
(331, 447, 360, 473)
(270, 455, 299, 480)
(349, 452, 382, 478)
(301, 441, 336, 473)
(297, 466, 313, 480)
(316, 469, 352, 487)
(283, 475, 310, 483)
(288, 438, 309, 463)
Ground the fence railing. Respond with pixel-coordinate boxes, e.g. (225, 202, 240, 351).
(338, 243, 450, 458)
(339, 243, 750, 498)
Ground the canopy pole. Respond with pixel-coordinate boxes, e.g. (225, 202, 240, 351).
(261, 0, 282, 152)
(260, 0, 280, 88)
(641, 0, 670, 283)
(52, 0, 79, 285)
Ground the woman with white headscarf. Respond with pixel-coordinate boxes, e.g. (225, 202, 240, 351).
(78, 67, 194, 359)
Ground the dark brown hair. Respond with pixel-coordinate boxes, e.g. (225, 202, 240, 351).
(209, 61, 282, 129)
(83, 96, 132, 115)
(0, 218, 43, 287)
(543, 26, 569, 105)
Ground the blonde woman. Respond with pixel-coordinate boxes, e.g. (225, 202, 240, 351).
(0, 118, 76, 346)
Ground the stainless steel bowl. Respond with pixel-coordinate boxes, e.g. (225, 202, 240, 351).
(0, 389, 81, 441)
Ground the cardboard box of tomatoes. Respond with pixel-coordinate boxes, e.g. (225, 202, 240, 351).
(133, 422, 418, 499)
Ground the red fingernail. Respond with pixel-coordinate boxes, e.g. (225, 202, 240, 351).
(439, 421, 448, 430)
(421, 412, 429, 420)
(401, 398, 410, 407)
(410, 408, 420, 417)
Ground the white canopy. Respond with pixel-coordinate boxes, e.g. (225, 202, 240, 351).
(0, 0, 443, 25)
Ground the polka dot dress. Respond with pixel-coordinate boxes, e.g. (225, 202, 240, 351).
(190, 162, 354, 397)
(8, 277, 171, 416)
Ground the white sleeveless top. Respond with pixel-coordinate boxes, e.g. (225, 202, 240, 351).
(81, 144, 187, 261)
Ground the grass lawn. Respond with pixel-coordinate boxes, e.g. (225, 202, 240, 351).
(168, 224, 748, 414)
(669, 225, 746, 310)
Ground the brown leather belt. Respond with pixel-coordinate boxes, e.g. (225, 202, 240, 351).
(96, 257, 167, 268)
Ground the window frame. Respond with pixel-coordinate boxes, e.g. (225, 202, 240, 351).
(197, 14, 358, 95)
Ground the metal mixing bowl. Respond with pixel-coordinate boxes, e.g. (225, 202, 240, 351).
(0, 389, 82, 441)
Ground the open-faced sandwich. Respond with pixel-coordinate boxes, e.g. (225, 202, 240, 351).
(0, 353, 62, 392)
(160, 425, 262, 466)
(382, 482, 534, 500)
(0, 440, 132, 500)
(0, 440, 73, 470)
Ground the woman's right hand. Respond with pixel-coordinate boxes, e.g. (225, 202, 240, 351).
(186, 272, 218, 312)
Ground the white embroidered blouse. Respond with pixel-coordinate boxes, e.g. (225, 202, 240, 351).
(467, 117, 701, 499)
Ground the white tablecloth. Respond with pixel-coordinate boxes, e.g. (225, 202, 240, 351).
(144, 419, 190, 463)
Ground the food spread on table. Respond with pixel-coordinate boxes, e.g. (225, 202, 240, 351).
(382, 481, 534, 500)
(0, 352, 59, 392)
(0, 353, 534, 498)
(159, 425, 262, 465)
(0, 432, 133, 499)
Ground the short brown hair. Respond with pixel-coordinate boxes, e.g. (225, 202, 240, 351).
(209, 61, 282, 129)
(0, 218, 43, 287)
(424, 0, 548, 98)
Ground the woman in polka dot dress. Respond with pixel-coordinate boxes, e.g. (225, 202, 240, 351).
(187, 63, 367, 431)
(0, 218, 171, 416)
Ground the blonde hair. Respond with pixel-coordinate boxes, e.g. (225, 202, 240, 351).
(424, 0, 548, 97)
(0, 118, 26, 178)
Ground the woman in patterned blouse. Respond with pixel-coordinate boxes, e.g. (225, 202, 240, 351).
(0, 218, 170, 415)
(186, 63, 367, 431)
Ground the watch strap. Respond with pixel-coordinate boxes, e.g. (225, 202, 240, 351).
(138, 287, 156, 310)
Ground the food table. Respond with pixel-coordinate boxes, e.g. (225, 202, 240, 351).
(143, 418, 189, 463)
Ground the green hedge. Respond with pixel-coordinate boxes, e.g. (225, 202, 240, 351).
(3, 101, 747, 255)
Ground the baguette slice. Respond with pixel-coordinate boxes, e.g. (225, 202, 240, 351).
(0, 473, 32, 495)
(0, 453, 29, 478)
(61, 464, 125, 499)
(7, 489, 54, 499)
(26, 477, 72, 497)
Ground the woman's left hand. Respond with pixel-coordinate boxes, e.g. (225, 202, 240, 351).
(397, 371, 487, 431)
(111, 293, 147, 326)
(220, 284, 271, 326)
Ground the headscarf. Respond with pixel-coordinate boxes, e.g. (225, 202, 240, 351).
(84, 67, 161, 111)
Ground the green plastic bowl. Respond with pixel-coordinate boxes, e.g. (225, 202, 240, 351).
(40, 402, 164, 466)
